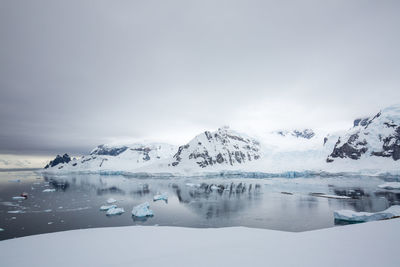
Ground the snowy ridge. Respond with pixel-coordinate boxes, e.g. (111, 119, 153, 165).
(43, 105, 400, 177)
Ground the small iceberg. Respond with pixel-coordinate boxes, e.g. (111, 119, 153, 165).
(12, 196, 26, 200)
(107, 198, 117, 204)
(7, 210, 25, 214)
(310, 193, 351, 199)
(100, 204, 117, 211)
(334, 205, 400, 222)
(378, 182, 400, 190)
(132, 202, 153, 217)
(153, 193, 168, 202)
(106, 207, 125, 216)
(0, 228, 4, 231)
(42, 189, 56, 193)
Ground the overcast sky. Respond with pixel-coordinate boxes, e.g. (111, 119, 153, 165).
(1, 0, 400, 160)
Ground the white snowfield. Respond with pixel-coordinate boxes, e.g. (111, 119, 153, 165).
(0, 219, 399, 267)
(334, 205, 400, 222)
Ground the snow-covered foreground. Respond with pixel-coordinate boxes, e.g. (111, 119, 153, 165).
(1, 219, 399, 267)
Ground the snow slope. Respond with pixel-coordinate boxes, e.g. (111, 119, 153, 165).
(0, 218, 399, 267)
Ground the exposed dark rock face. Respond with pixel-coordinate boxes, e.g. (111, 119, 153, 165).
(171, 127, 261, 168)
(327, 134, 368, 161)
(327, 107, 400, 162)
(90, 145, 128, 156)
(353, 117, 369, 127)
(371, 126, 400, 160)
(292, 129, 315, 139)
(131, 147, 152, 161)
(277, 129, 315, 139)
(44, 154, 71, 169)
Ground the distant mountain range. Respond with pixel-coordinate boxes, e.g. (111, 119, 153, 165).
(43, 104, 400, 177)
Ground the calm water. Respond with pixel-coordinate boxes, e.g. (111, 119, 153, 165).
(1, 171, 399, 240)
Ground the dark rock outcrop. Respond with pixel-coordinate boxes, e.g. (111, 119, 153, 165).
(276, 129, 315, 139)
(327, 106, 400, 162)
(90, 145, 128, 156)
(44, 154, 71, 169)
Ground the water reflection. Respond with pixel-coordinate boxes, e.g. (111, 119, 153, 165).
(1, 171, 399, 240)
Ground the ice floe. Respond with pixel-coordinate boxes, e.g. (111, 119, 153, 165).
(106, 207, 125, 216)
(334, 205, 400, 222)
(42, 189, 56, 192)
(0, 228, 4, 231)
(153, 193, 168, 202)
(378, 182, 400, 190)
(12, 196, 26, 200)
(132, 202, 153, 217)
(310, 193, 351, 199)
(7, 210, 25, 214)
(100, 205, 117, 211)
(107, 198, 117, 204)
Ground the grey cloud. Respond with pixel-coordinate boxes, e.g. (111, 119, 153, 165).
(0, 0, 399, 155)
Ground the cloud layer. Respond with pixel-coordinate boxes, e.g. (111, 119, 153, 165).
(1, 0, 399, 156)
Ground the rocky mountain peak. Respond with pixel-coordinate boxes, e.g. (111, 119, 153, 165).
(171, 127, 261, 168)
(44, 154, 71, 169)
(327, 105, 400, 162)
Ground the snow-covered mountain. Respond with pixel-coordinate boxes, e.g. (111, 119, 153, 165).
(327, 104, 400, 162)
(43, 105, 400, 176)
(45, 143, 177, 173)
(169, 126, 261, 169)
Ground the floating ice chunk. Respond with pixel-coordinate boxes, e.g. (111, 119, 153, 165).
(210, 185, 220, 191)
(107, 198, 117, 204)
(42, 189, 56, 193)
(334, 205, 400, 222)
(106, 207, 125, 216)
(0, 228, 4, 231)
(100, 204, 117, 211)
(132, 202, 153, 217)
(310, 193, 351, 199)
(153, 193, 168, 202)
(48, 222, 53, 225)
(7, 210, 25, 214)
(186, 183, 200, 188)
(378, 182, 400, 190)
(12, 196, 26, 200)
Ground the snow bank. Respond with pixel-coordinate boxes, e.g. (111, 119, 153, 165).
(334, 205, 400, 222)
(378, 182, 400, 190)
(132, 202, 153, 217)
(0, 219, 399, 267)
